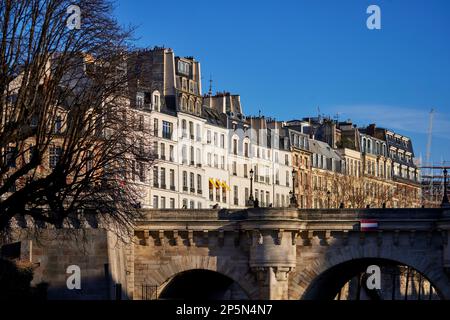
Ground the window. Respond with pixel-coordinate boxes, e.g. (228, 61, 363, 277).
(285, 154, 289, 166)
(216, 185, 220, 202)
(209, 180, 214, 201)
(207, 153, 212, 166)
(181, 119, 187, 138)
(214, 132, 218, 146)
(190, 172, 195, 192)
(160, 143, 165, 160)
(86, 150, 93, 172)
(153, 166, 159, 187)
(182, 199, 188, 209)
(162, 121, 172, 139)
(232, 161, 237, 176)
(190, 201, 195, 209)
(170, 198, 175, 209)
(136, 92, 144, 108)
(221, 156, 225, 169)
(182, 171, 188, 191)
(178, 60, 190, 75)
(220, 134, 225, 148)
(160, 167, 166, 188)
(49, 146, 62, 168)
(161, 197, 166, 209)
(222, 186, 227, 203)
(153, 118, 159, 137)
(189, 122, 194, 140)
(214, 154, 218, 168)
(197, 174, 202, 193)
(153, 196, 159, 209)
(207, 130, 211, 144)
(138, 162, 146, 182)
(244, 164, 248, 178)
(169, 145, 174, 162)
(152, 91, 160, 111)
(196, 124, 201, 141)
(190, 146, 195, 165)
(234, 186, 239, 206)
(182, 145, 187, 164)
(244, 142, 249, 158)
(170, 169, 175, 190)
(233, 139, 238, 155)
(153, 141, 158, 158)
(54, 116, 62, 134)
(196, 149, 201, 167)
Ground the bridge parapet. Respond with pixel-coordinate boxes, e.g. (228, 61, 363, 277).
(133, 207, 450, 300)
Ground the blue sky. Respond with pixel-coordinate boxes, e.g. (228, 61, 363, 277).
(114, 0, 450, 164)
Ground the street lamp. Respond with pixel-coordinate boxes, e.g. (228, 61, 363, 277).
(247, 168, 255, 207)
(327, 190, 331, 208)
(442, 168, 449, 208)
(289, 169, 298, 208)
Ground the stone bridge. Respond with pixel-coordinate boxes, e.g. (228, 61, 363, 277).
(130, 208, 450, 300)
(6, 208, 450, 300)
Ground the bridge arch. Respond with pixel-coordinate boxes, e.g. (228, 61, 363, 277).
(159, 269, 250, 300)
(301, 258, 443, 300)
(136, 255, 258, 300)
(290, 247, 450, 300)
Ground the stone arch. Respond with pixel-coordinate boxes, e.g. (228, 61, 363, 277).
(289, 246, 450, 300)
(141, 256, 258, 299)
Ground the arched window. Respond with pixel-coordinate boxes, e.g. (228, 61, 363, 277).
(180, 96, 187, 111)
(181, 119, 187, 138)
(152, 90, 161, 111)
(189, 99, 194, 113)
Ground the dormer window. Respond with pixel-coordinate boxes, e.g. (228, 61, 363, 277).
(178, 61, 190, 75)
(152, 91, 160, 112)
(136, 92, 144, 109)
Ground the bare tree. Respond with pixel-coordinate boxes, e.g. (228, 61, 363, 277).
(0, 0, 153, 237)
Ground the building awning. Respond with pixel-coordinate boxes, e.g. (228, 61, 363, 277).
(209, 178, 220, 189)
(220, 181, 231, 191)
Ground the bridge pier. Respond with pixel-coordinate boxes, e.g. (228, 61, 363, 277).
(248, 228, 297, 300)
(252, 266, 294, 299)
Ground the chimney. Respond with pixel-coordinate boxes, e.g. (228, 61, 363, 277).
(367, 124, 376, 136)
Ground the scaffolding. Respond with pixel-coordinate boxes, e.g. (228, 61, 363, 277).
(420, 163, 450, 208)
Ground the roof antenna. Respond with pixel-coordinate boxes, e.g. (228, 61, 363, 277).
(208, 74, 213, 97)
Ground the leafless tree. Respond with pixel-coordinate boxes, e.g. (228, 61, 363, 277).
(0, 0, 153, 238)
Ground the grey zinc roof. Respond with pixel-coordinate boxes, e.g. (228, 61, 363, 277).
(309, 139, 342, 160)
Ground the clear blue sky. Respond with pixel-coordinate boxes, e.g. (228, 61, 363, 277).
(114, 0, 450, 164)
